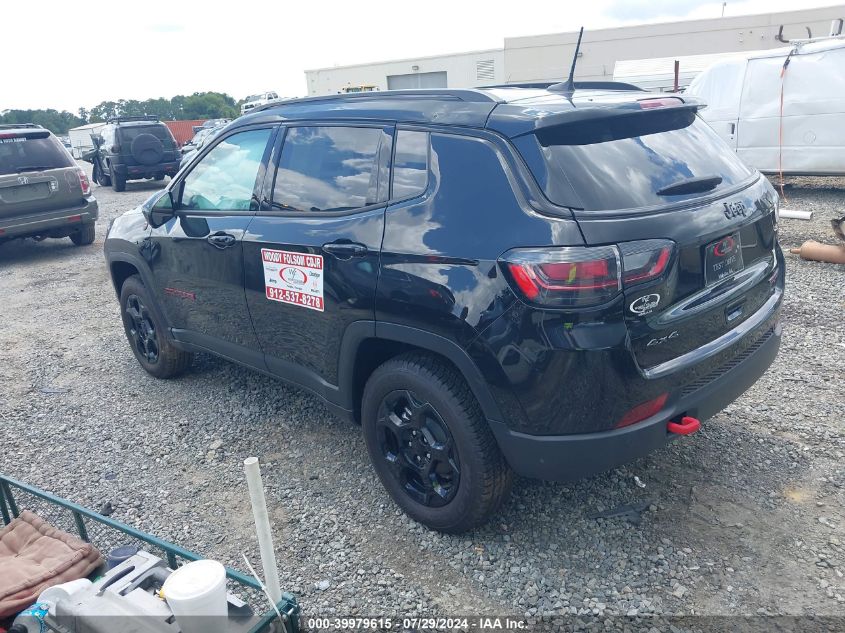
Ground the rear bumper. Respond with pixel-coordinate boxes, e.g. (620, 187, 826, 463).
(0, 197, 98, 239)
(488, 315, 781, 481)
(113, 162, 179, 179)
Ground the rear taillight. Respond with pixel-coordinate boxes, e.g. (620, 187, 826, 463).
(619, 239, 674, 286)
(111, 144, 121, 153)
(78, 170, 91, 196)
(501, 240, 675, 308)
(500, 246, 621, 308)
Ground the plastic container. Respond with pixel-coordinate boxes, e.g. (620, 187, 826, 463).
(38, 578, 93, 607)
(107, 545, 139, 569)
(162, 559, 228, 633)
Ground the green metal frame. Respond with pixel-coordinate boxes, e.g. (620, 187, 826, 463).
(0, 474, 299, 633)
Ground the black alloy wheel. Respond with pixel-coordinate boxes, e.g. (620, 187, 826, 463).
(124, 294, 159, 364)
(377, 389, 461, 507)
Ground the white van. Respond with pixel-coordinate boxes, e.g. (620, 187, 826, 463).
(686, 37, 845, 176)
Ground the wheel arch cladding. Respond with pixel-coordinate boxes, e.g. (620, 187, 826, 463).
(343, 322, 506, 426)
(110, 260, 140, 296)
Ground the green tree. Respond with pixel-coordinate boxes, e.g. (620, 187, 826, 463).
(0, 109, 85, 135)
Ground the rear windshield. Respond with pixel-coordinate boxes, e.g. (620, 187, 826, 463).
(0, 133, 74, 175)
(118, 125, 175, 148)
(513, 112, 754, 211)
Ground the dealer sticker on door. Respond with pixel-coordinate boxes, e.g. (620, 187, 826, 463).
(261, 248, 324, 312)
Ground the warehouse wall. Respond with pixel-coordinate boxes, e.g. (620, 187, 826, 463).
(504, 5, 845, 83)
(305, 49, 505, 95)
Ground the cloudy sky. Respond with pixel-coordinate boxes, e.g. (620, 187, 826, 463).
(1, 0, 836, 112)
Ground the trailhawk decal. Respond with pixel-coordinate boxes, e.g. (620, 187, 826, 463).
(261, 248, 325, 312)
(629, 293, 661, 316)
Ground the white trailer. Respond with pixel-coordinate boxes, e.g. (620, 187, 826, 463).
(686, 36, 845, 176)
(68, 122, 105, 159)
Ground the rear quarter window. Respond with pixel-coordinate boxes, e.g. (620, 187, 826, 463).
(514, 113, 754, 211)
(0, 133, 74, 175)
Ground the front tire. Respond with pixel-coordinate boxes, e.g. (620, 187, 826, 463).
(119, 275, 192, 378)
(361, 353, 513, 533)
(70, 223, 95, 246)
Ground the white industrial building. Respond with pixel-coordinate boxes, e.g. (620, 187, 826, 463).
(305, 4, 845, 95)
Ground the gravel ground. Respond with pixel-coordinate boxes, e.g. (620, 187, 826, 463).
(1, 165, 843, 626)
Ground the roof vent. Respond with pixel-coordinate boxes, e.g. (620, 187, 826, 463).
(476, 60, 495, 81)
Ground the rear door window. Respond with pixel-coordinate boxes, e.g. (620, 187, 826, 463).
(271, 126, 383, 213)
(0, 132, 73, 175)
(514, 113, 754, 211)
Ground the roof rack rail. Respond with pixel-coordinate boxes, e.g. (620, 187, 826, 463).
(481, 81, 644, 92)
(250, 88, 498, 113)
(0, 123, 44, 130)
(107, 115, 160, 123)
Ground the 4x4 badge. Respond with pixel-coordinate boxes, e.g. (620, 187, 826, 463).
(630, 293, 661, 315)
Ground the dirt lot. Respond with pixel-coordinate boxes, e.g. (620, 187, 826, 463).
(1, 163, 844, 625)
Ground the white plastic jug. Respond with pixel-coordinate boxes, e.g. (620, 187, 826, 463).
(162, 559, 228, 633)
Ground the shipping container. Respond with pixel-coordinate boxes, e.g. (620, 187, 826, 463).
(164, 120, 207, 146)
(68, 122, 106, 159)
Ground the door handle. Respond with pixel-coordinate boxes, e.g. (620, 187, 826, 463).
(207, 231, 236, 249)
(322, 241, 368, 259)
(729, 122, 736, 135)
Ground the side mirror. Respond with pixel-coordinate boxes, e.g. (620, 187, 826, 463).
(142, 190, 176, 228)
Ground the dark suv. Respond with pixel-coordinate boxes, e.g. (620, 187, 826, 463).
(104, 85, 784, 532)
(1, 124, 97, 246)
(90, 117, 180, 192)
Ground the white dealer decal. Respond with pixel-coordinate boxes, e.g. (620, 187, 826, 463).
(261, 248, 325, 312)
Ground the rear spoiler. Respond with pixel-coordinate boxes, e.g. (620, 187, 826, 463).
(524, 96, 707, 146)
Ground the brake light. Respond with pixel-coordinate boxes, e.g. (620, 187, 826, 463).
(638, 97, 684, 109)
(501, 246, 621, 307)
(619, 239, 674, 286)
(78, 170, 91, 195)
(616, 393, 668, 428)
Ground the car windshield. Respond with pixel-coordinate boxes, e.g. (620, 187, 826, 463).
(0, 133, 74, 175)
(513, 113, 754, 211)
(118, 125, 175, 149)
(245, 95, 261, 103)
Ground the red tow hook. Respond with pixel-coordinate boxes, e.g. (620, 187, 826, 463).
(667, 416, 701, 435)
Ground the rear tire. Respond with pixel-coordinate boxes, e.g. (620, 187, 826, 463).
(361, 353, 513, 533)
(112, 173, 126, 192)
(119, 275, 193, 378)
(154, 174, 165, 181)
(70, 223, 95, 246)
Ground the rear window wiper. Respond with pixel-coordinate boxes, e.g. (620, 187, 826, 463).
(14, 165, 50, 173)
(657, 175, 723, 196)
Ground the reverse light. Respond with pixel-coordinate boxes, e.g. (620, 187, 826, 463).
(619, 239, 674, 286)
(616, 393, 668, 428)
(501, 246, 621, 308)
(77, 169, 91, 196)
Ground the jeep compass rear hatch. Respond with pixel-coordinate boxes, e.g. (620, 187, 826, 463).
(0, 129, 84, 218)
(495, 94, 780, 374)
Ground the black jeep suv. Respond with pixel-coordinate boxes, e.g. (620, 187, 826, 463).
(104, 85, 784, 532)
(1, 124, 97, 246)
(90, 117, 180, 192)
